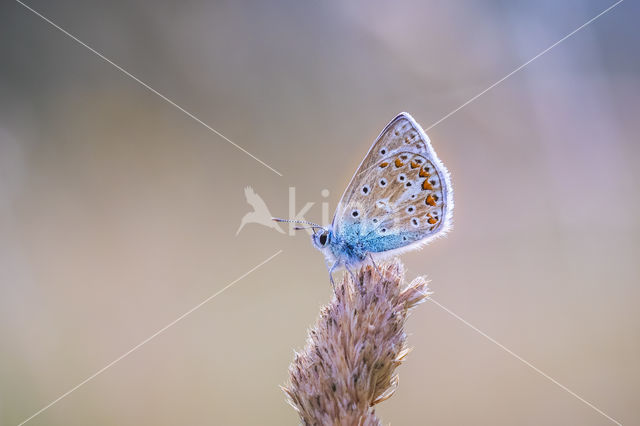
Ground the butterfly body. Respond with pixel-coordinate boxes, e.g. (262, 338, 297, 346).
(314, 224, 368, 266)
(307, 112, 453, 278)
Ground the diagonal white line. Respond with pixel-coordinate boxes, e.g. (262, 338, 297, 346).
(16, 250, 283, 426)
(14, 0, 283, 177)
(429, 298, 622, 426)
(425, 0, 624, 132)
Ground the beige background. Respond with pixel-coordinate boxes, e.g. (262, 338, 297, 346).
(1, 1, 638, 425)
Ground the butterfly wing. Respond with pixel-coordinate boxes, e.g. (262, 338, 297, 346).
(333, 112, 453, 256)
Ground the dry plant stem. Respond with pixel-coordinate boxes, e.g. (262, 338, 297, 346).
(283, 259, 429, 426)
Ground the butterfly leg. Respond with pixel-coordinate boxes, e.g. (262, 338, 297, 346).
(328, 260, 340, 292)
(345, 264, 358, 286)
(368, 253, 382, 278)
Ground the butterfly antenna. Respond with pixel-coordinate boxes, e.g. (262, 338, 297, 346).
(272, 218, 326, 233)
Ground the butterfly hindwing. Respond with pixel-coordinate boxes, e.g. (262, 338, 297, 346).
(333, 113, 452, 256)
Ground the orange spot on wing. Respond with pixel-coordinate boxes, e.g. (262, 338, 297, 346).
(427, 213, 438, 225)
(422, 179, 433, 190)
(426, 194, 436, 206)
(419, 167, 430, 177)
(379, 162, 389, 168)
(410, 161, 419, 169)
(394, 158, 404, 167)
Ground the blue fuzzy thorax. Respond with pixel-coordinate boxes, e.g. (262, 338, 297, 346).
(329, 223, 368, 264)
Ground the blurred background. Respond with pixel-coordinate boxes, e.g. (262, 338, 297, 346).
(1, 0, 638, 424)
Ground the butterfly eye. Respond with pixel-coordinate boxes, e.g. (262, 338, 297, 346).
(319, 232, 329, 246)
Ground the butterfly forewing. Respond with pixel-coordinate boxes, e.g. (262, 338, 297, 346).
(333, 113, 452, 254)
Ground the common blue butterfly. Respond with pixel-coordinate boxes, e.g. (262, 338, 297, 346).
(276, 112, 453, 285)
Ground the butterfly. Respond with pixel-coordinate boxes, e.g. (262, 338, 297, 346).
(276, 112, 453, 286)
